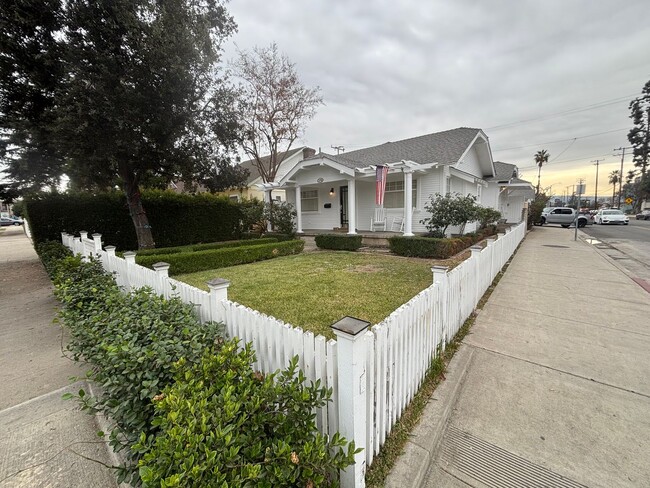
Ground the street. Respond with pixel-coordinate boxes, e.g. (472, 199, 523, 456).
(580, 219, 650, 283)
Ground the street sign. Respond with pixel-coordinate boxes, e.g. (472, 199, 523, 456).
(625, 197, 633, 204)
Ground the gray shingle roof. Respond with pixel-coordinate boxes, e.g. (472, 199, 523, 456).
(304, 127, 483, 169)
(492, 161, 518, 181)
(239, 147, 307, 184)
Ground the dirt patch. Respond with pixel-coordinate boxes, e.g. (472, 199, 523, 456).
(346, 264, 384, 273)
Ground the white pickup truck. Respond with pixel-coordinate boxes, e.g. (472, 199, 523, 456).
(540, 207, 593, 228)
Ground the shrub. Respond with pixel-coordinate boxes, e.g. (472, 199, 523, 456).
(137, 240, 305, 275)
(264, 201, 297, 235)
(528, 193, 548, 229)
(420, 193, 479, 236)
(133, 341, 359, 487)
(53, 257, 224, 484)
(476, 207, 502, 229)
(35, 241, 73, 277)
(388, 236, 467, 258)
(131, 237, 279, 257)
(262, 232, 294, 242)
(315, 234, 363, 251)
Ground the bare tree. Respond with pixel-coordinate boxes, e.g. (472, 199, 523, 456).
(233, 43, 323, 184)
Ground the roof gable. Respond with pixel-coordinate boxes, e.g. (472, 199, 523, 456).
(239, 147, 312, 184)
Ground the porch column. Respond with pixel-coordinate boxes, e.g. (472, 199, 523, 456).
(403, 169, 414, 236)
(347, 178, 357, 234)
(264, 189, 272, 232)
(294, 185, 303, 234)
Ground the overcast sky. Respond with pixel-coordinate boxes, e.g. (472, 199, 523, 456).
(223, 0, 650, 201)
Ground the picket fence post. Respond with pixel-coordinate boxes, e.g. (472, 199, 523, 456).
(207, 278, 230, 323)
(432, 266, 449, 351)
(123, 251, 136, 291)
(470, 246, 482, 305)
(152, 262, 170, 297)
(92, 233, 102, 255)
(331, 316, 370, 488)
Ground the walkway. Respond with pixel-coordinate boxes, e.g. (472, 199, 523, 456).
(0, 226, 117, 487)
(389, 226, 650, 488)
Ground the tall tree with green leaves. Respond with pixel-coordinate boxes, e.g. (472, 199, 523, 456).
(55, 0, 240, 248)
(1, 0, 241, 249)
(0, 0, 66, 192)
(628, 81, 650, 209)
(534, 149, 550, 195)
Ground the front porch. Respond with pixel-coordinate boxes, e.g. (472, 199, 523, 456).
(300, 229, 410, 248)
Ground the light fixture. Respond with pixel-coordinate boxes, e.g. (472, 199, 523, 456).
(329, 187, 335, 196)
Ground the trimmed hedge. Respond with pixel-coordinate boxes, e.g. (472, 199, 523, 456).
(137, 240, 305, 275)
(389, 236, 467, 258)
(24, 190, 243, 250)
(131, 237, 279, 257)
(315, 234, 363, 251)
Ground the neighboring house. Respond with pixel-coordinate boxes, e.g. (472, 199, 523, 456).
(168, 146, 316, 202)
(256, 127, 532, 235)
(228, 147, 316, 202)
(488, 161, 535, 223)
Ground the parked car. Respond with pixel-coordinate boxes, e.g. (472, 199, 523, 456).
(540, 207, 591, 228)
(595, 209, 629, 225)
(636, 210, 650, 220)
(0, 217, 24, 226)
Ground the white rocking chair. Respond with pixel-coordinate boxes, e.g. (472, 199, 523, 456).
(370, 207, 387, 232)
(390, 216, 404, 232)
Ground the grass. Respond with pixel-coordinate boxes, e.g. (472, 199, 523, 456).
(176, 251, 436, 339)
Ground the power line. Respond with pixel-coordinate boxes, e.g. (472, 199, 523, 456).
(485, 93, 639, 131)
(492, 128, 628, 152)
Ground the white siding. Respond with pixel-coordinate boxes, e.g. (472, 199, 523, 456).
(456, 146, 482, 177)
(299, 185, 343, 230)
(482, 183, 500, 209)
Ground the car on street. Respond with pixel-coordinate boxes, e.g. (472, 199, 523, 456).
(595, 209, 629, 225)
(636, 210, 650, 220)
(0, 217, 24, 226)
(540, 207, 592, 228)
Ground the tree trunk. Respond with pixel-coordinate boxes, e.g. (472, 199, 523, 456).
(121, 166, 155, 249)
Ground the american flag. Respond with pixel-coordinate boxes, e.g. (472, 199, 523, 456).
(375, 165, 389, 206)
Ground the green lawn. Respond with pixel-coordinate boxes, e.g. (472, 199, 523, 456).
(176, 252, 434, 339)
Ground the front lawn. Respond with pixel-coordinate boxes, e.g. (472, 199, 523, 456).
(176, 252, 434, 339)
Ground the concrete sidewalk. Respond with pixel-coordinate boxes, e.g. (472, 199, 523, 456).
(0, 226, 117, 487)
(388, 226, 650, 488)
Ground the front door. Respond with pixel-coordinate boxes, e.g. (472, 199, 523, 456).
(340, 186, 348, 226)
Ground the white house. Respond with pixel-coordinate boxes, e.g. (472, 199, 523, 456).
(256, 127, 533, 235)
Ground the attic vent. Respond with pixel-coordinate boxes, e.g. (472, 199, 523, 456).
(317, 178, 324, 183)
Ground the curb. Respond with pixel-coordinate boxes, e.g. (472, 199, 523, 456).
(385, 344, 475, 488)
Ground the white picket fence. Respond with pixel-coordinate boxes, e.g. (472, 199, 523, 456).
(61, 222, 526, 488)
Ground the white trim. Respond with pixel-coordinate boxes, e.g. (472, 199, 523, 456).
(455, 130, 495, 178)
(279, 156, 355, 185)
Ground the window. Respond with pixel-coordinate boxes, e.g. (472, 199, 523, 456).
(229, 195, 239, 202)
(384, 180, 417, 208)
(300, 189, 319, 212)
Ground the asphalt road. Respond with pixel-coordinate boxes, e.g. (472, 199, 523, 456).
(580, 219, 650, 282)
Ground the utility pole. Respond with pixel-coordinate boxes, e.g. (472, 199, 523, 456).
(613, 146, 632, 208)
(331, 145, 345, 155)
(591, 159, 603, 210)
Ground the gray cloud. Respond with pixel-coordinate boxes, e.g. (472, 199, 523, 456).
(224, 0, 650, 195)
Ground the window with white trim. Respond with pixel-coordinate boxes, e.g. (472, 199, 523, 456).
(300, 189, 319, 212)
(384, 180, 417, 208)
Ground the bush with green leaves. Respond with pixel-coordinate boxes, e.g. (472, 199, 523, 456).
(265, 201, 297, 236)
(136, 239, 305, 275)
(133, 340, 359, 487)
(528, 193, 548, 228)
(476, 207, 502, 229)
(53, 257, 224, 484)
(35, 240, 73, 277)
(130, 237, 279, 257)
(315, 234, 363, 251)
(388, 236, 468, 258)
(420, 192, 479, 236)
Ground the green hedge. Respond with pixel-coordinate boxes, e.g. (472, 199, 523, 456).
(131, 237, 279, 257)
(137, 240, 305, 275)
(315, 234, 363, 251)
(24, 190, 243, 250)
(389, 236, 470, 258)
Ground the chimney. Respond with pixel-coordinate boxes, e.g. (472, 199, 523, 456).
(303, 147, 316, 159)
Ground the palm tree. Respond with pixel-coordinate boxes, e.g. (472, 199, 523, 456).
(608, 170, 620, 205)
(534, 150, 550, 195)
